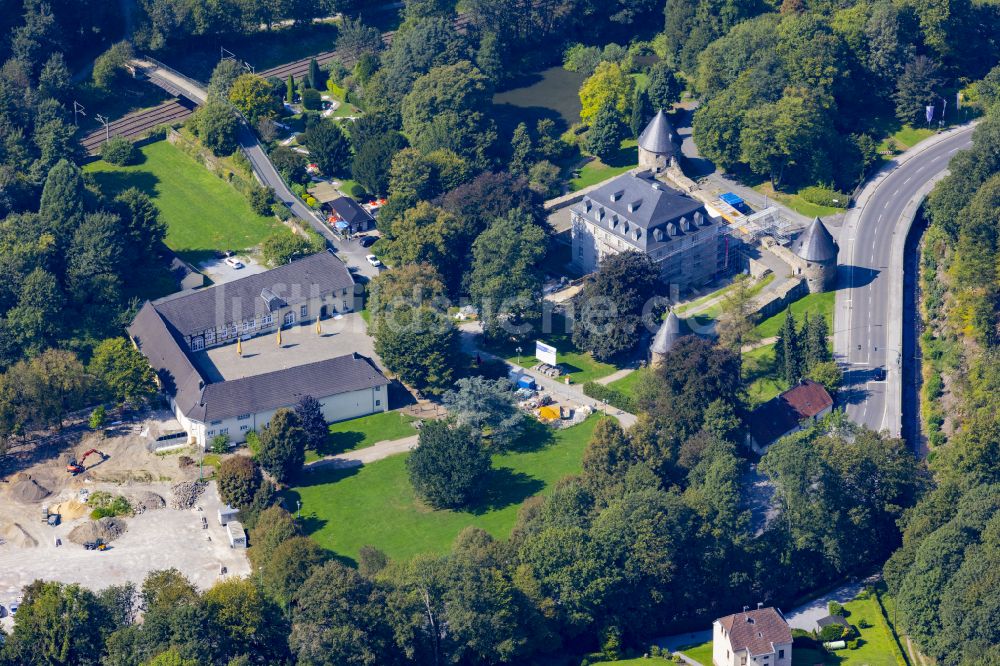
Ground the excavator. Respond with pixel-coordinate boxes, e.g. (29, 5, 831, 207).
(66, 449, 108, 475)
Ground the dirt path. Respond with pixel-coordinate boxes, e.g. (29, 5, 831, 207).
(595, 368, 635, 385)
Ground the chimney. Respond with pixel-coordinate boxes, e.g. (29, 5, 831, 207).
(757, 602, 764, 609)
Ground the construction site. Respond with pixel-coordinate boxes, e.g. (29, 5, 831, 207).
(0, 412, 250, 627)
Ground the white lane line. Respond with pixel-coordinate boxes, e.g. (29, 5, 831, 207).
(904, 176, 912, 184)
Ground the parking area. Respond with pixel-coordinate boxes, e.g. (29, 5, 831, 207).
(196, 254, 268, 285)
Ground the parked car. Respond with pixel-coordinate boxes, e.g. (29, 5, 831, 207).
(366, 254, 382, 268)
(358, 235, 377, 248)
(224, 256, 244, 269)
(874, 367, 886, 381)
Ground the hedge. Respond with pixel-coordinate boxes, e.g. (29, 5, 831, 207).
(582, 381, 636, 414)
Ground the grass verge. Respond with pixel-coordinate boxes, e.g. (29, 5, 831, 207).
(678, 640, 714, 666)
(287, 417, 598, 561)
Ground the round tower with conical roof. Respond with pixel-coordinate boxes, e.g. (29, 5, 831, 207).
(638, 109, 679, 173)
(650, 310, 681, 368)
(791, 217, 838, 293)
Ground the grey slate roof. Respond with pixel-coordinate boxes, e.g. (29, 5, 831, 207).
(128, 302, 207, 418)
(638, 110, 677, 156)
(329, 196, 375, 228)
(792, 217, 838, 263)
(152, 251, 354, 338)
(651, 310, 682, 355)
(199, 353, 388, 422)
(577, 173, 704, 231)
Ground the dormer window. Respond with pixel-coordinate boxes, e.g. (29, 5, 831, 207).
(610, 214, 619, 228)
(634, 228, 642, 240)
(583, 198, 592, 212)
(597, 207, 605, 221)
(654, 228, 664, 241)
(627, 199, 641, 213)
(611, 190, 624, 201)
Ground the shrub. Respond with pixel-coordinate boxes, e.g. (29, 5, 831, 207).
(211, 434, 231, 454)
(217, 456, 262, 508)
(828, 601, 846, 617)
(857, 618, 872, 629)
(800, 186, 849, 208)
(819, 624, 847, 642)
(178, 455, 195, 468)
(349, 183, 368, 199)
(847, 640, 859, 650)
(88, 492, 131, 519)
(650, 645, 662, 657)
(100, 136, 137, 165)
(302, 88, 322, 110)
(248, 186, 275, 216)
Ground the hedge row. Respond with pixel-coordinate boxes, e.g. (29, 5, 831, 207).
(582, 381, 636, 414)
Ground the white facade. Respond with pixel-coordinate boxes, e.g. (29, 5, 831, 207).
(712, 620, 792, 666)
(176, 384, 388, 450)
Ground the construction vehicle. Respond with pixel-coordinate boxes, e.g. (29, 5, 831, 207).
(41, 506, 49, 523)
(67, 448, 107, 475)
(47, 514, 60, 527)
(83, 539, 108, 551)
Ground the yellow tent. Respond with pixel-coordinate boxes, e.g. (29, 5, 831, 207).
(276, 327, 282, 346)
(236, 337, 242, 356)
(538, 406, 560, 421)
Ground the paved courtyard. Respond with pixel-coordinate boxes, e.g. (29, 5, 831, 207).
(192, 311, 376, 382)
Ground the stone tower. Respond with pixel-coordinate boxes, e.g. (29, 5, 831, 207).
(650, 310, 681, 368)
(791, 217, 838, 293)
(638, 109, 679, 173)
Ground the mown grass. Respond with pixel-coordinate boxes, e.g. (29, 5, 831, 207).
(678, 640, 714, 666)
(571, 139, 639, 191)
(743, 343, 786, 406)
(85, 141, 281, 265)
(755, 182, 846, 218)
(304, 411, 417, 463)
(287, 417, 599, 561)
(754, 291, 836, 339)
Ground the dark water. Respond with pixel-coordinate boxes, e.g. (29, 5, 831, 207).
(492, 66, 586, 137)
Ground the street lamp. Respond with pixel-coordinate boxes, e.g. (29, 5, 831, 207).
(515, 346, 522, 366)
(296, 500, 302, 519)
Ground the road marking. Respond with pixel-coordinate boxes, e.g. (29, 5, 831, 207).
(893, 189, 899, 196)
(904, 176, 912, 184)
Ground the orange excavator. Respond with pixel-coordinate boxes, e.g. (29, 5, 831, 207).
(66, 449, 107, 475)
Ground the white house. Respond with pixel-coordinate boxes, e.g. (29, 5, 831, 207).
(713, 607, 792, 666)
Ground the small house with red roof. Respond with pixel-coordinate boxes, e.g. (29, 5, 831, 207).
(747, 379, 833, 453)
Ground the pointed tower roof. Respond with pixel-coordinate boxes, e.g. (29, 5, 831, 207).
(792, 217, 837, 262)
(638, 109, 677, 156)
(651, 310, 682, 355)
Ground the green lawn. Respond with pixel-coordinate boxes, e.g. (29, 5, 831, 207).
(589, 658, 674, 666)
(287, 417, 599, 561)
(754, 182, 846, 218)
(678, 640, 714, 666)
(791, 591, 904, 666)
(743, 343, 786, 405)
(754, 291, 836, 339)
(883, 124, 935, 151)
(607, 367, 649, 398)
(304, 411, 417, 463)
(571, 139, 639, 191)
(85, 141, 282, 265)
(484, 313, 618, 384)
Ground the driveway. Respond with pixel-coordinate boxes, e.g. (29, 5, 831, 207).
(196, 254, 268, 285)
(783, 580, 868, 631)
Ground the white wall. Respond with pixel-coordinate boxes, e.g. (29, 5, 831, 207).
(190, 385, 388, 449)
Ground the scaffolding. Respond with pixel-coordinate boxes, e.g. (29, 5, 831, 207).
(723, 206, 792, 246)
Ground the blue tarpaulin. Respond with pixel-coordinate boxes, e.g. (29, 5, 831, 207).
(334, 221, 349, 230)
(719, 192, 744, 206)
(516, 376, 536, 390)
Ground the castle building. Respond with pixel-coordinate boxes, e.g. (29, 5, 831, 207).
(650, 310, 682, 368)
(789, 217, 838, 293)
(638, 109, 679, 173)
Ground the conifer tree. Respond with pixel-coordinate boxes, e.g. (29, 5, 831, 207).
(774, 307, 802, 385)
(286, 74, 295, 103)
(510, 122, 533, 176)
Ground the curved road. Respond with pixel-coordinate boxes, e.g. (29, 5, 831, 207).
(834, 125, 974, 440)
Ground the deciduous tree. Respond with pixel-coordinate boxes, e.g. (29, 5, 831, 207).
(257, 408, 307, 483)
(407, 420, 490, 509)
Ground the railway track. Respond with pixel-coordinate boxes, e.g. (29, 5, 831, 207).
(257, 12, 472, 80)
(80, 98, 196, 155)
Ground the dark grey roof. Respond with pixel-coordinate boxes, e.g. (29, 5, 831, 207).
(127, 302, 206, 417)
(576, 173, 704, 231)
(329, 196, 375, 227)
(651, 310, 681, 355)
(152, 252, 354, 337)
(817, 615, 850, 629)
(200, 353, 388, 422)
(792, 217, 837, 263)
(638, 110, 677, 156)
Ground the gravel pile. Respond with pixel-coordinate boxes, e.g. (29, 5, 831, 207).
(68, 517, 127, 545)
(169, 481, 207, 510)
(10, 476, 51, 503)
(129, 491, 165, 513)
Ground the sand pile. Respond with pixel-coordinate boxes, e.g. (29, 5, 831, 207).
(10, 476, 51, 503)
(170, 481, 206, 509)
(50, 499, 89, 520)
(68, 517, 126, 545)
(129, 491, 165, 513)
(0, 522, 38, 548)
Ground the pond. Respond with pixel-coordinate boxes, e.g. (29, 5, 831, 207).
(492, 66, 586, 137)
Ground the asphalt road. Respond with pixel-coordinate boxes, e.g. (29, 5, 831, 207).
(834, 126, 974, 439)
(133, 58, 380, 280)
